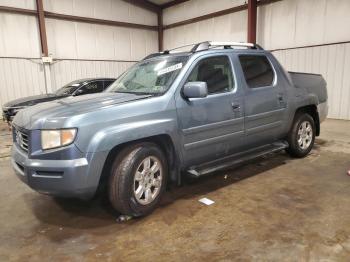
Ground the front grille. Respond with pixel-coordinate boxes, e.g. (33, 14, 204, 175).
(15, 128, 29, 152)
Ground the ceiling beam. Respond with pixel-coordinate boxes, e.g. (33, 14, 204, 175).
(0, 5, 36, 15)
(122, 0, 161, 13)
(270, 40, 350, 52)
(45, 11, 158, 31)
(160, 0, 190, 9)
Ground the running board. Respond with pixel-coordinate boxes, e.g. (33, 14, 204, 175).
(187, 141, 288, 177)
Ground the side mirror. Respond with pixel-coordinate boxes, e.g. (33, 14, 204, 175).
(183, 82, 208, 99)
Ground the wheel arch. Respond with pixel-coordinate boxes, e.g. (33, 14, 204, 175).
(96, 134, 180, 194)
(293, 104, 320, 136)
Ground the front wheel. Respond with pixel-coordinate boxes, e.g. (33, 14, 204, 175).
(286, 113, 316, 158)
(108, 143, 167, 217)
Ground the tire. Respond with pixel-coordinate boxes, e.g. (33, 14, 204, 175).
(108, 143, 168, 217)
(286, 113, 315, 158)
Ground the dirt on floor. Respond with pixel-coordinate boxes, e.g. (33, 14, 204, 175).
(0, 119, 349, 261)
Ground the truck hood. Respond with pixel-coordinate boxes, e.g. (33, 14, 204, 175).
(3, 94, 63, 109)
(13, 92, 151, 129)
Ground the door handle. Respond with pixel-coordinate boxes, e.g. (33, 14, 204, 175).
(231, 103, 241, 111)
(278, 94, 287, 107)
(278, 93, 284, 101)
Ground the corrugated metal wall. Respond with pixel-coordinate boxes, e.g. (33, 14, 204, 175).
(273, 44, 350, 120)
(163, 0, 350, 51)
(163, 0, 247, 49)
(0, 0, 36, 10)
(0, 4, 45, 107)
(43, 0, 157, 26)
(164, 12, 247, 50)
(43, 0, 158, 61)
(45, 19, 157, 61)
(163, 0, 245, 25)
(0, 0, 157, 108)
(257, 0, 350, 50)
(0, 58, 47, 106)
(163, 0, 350, 120)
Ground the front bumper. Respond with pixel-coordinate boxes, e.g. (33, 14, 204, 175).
(11, 143, 105, 199)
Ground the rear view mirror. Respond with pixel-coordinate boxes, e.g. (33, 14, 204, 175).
(74, 89, 83, 96)
(183, 82, 208, 99)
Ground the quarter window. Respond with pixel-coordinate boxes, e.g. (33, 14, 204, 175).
(239, 55, 274, 88)
(187, 56, 234, 94)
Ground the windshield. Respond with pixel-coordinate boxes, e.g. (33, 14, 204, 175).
(106, 56, 188, 95)
(55, 82, 82, 96)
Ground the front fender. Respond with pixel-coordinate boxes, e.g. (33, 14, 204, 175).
(86, 118, 179, 153)
(73, 117, 180, 196)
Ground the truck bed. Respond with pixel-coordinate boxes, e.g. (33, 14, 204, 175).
(289, 72, 328, 103)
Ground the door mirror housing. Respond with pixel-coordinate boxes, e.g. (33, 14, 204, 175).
(183, 82, 208, 99)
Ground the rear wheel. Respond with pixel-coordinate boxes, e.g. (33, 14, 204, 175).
(286, 113, 315, 158)
(108, 143, 167, 217)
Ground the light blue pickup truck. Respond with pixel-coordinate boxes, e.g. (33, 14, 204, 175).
(11, 42, 328, 216)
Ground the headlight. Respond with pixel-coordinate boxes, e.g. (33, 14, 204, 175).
(41, 129, 77, 150)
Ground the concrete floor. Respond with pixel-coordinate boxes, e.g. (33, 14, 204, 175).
(0, 119, 350, 261)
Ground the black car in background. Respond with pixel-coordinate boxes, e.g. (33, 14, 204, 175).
(2, 78, 116, 123)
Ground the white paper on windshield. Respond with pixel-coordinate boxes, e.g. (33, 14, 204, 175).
(157, 63, 183, 76)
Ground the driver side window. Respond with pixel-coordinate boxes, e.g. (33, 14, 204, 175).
(187, 56, 234, 95)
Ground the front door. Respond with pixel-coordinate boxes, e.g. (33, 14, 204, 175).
(175, 54, 245, 167)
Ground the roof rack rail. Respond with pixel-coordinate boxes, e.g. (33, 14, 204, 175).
(142, 52, 165, 60)
(168, 43, 201, 52)
(142, 41, 264, 60)
(142, 43, 197, 60)
(191, 41, 264, 52)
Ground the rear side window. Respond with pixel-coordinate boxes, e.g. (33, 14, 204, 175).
(239, 55, 274, 88)
(187, 56, 234, 95)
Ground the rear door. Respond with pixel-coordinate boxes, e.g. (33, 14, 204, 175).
(175, 54, 245, 167)
(238, 53, 287, 146)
